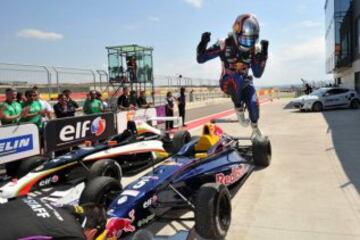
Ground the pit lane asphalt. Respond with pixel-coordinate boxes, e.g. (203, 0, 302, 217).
(127, 98, 360, 240)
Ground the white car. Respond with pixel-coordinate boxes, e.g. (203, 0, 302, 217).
(291, 87, 360, 112)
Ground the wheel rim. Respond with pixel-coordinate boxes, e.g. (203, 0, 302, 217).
(314, 103, 321, 111)
(100, 187, 121, 207)
(102, 165, 120, 179)
(217, 193, 231, 231)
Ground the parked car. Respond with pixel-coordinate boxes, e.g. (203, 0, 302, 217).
(291, 87, 360, 111)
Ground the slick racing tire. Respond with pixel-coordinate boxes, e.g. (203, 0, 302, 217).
(312, 101, 323, 112)
(88, 159, 122, 181)
(80, 176, 122, 207)
(131, 229, 153, 240)
(16, 156, 46, 178)
(350, 99, 360, 109)
(252, 136, 272, 167)
(172, 130, 191, 154)
(195, 183, 232, 240)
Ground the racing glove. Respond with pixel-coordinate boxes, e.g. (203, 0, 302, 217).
(197, 32, 211, 55)
(256, 40, 269, 61)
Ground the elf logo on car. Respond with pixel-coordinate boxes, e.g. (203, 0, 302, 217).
(59, 117, 106, 141)
(39, 175, 59, 187)
(143, 195, 158, 209)
(215, 166, 245, 186)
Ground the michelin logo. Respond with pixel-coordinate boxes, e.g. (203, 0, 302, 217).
(0, 134, 33, 157)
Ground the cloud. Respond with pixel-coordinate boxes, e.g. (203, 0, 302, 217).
(282, 36, 325, 61)
(262, 36, 328, 86)
(148, 16, 160, 22)
(17, 28, 63, 41)
(183, 0, 203, 8)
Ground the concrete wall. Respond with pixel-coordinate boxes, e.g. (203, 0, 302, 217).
(335, 58, 360, 89)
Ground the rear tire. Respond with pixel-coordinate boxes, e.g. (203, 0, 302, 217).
(79, 176, 122, 207)
(195, 183, 232, 240)
(171, 130, 191, 153)
(312, 101, 323, 112)
(350, 99, 360, 109)
(16, 156, 46, 178)
(252, 136, 272, 167)
(88, 159, 122, 181)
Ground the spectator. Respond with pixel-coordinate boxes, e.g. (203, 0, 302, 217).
(177, 87, 186, 127)
(21, 90, 46, 129)
(165, 91, 175, 130)
(16, 91, 25, 103)
(137, 90, 152, 108)
(0, 88, 22, 125)
(304, 83, 313, 95)
(63, 89, 80, 115)
(117, 87, 131, 111)
(95, 91, 109, 111)
(189, 89, 194, 102)
(83, 90, 103, 115)
(33, 88, 53, 121)
(53, 94, 76, 118)
(129, 90, 138, 108)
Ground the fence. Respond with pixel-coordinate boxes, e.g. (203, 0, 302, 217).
(0, 62, 223, 102)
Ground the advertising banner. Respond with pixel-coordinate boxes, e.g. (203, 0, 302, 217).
(44, 113, 115, 152)
(116, 108, 157, 134)
(0, 123, 40, 164)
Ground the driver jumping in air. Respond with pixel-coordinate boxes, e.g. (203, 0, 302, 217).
(197, 14, 269, 137)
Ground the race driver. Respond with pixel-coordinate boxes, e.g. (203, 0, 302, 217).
(0, 197, 106, 240)
(197, 14, 269, 137)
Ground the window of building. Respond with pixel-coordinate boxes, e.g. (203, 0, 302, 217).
(357, 18, 360, 54)
(355, 72, 360, 94)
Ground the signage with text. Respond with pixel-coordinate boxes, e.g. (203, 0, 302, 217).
(44, 113, 115, 152)
(0, 123, 40, 164)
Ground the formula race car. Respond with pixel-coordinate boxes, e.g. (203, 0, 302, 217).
(291, 87, 360, 112)
(79, 123, 271, 239)
(0, 121, 191, 201)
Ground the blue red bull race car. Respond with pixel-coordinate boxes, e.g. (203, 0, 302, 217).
(79, 123, 271, 240)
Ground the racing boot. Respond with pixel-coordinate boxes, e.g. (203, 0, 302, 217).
(235, 108, 250, 127)
(251, 122, 263, 139)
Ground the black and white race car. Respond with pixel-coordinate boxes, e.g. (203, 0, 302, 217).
(0, 121, 190, 202)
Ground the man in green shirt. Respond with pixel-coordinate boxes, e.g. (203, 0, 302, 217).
(21, 90, 46, 129)
(83, 90, 103, 114)
(0, 88, 23, 125)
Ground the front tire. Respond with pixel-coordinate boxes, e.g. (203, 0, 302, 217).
(195, 183, 232, 240)
(88, 159, 122, 181)
(252, 136, 272, 167)
(79, 176, 122, 207)
(312, 101, 323, 112)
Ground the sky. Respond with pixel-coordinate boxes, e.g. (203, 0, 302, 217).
(0, 0, 330, 86)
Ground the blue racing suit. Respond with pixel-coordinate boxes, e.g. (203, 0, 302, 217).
(197, 34, 267, 124)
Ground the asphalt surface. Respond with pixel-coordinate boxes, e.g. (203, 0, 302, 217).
(181, 101, 234, 123)
(132, 99, 360, 240)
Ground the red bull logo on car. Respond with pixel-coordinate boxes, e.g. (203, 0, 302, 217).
(216, 166, 246, 186)
(91, 117, 106, 136)
(106, 209, 136, 238)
